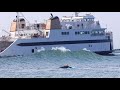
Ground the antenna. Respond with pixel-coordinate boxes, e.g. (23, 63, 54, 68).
(51, 13, 53, 17)
(16, 12, 19, 31)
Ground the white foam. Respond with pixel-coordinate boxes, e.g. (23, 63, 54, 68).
(51, 46, 71, 52)
(82, 48, 91, 52)
(37, 47, 45, 52)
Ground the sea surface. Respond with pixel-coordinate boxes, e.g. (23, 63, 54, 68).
(0, 47, 120, 78)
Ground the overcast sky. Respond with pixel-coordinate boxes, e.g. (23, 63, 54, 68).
(0, 12, 120, 49)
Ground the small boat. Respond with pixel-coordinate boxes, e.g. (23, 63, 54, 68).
(60, 65, 72, 69)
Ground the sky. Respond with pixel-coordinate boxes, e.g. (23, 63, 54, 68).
(0, 12, 120, 49)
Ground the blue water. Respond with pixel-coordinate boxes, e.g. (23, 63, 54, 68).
(0, 49, 120, 78)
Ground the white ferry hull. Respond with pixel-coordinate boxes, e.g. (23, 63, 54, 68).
(0, 37, 113, 57)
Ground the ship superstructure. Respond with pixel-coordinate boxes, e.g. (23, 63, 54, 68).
(0, 12, 113, 57)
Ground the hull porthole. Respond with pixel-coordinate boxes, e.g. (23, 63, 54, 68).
(32, 49, 34, 53)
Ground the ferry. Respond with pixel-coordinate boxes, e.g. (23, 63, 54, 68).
(0, 12, 113, 57)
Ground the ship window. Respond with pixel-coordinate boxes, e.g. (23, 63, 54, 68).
(21, 24, 25, 28)
(37, 24, 40, 29)
(69, 26, 72, 29)
(77, 24, 80, 27)
(108, 36, 110, 40)
(75, 32, 80, 35)
(81, 24, 84, 29)
(64, 32, 66, 35)
(67, 32, 69, 35)
(75, 32, 77, 35)
(84, 31, 87, 34)
(20, 34, 23, 36)
(32, 49, 34, 53)
(46, 32, 48, 36)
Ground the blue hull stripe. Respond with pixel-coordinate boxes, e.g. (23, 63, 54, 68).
(17, 39, 112, 46)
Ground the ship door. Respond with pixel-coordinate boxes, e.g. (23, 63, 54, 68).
(32, 49, 34, 53)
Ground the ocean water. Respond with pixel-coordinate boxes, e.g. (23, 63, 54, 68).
(0, 47, 120, 78)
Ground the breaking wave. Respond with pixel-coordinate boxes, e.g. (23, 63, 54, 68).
(34, 46, 102, 63)
(37, 47, 45, 52)
(51, 46, 71, 52)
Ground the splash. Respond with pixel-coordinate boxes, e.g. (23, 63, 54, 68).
(37, 47, 45, 52)
(51, 46, 71, 52)
(82, 48, 91, 52)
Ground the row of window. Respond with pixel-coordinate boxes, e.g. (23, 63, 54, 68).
(91, 31, 105, 36)
(16, 33, 39, 36)
(61, 31, 90, 35)
(17, 31, 104, 37)
(75, 31, 90, 35)
(62, 19, 94, 22)
(61, 31, 105, 36)
(89, 45, 92, 47)
(61, 32, 69, 35)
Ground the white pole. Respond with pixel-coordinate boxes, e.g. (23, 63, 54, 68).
(16, 12, 20, 37)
